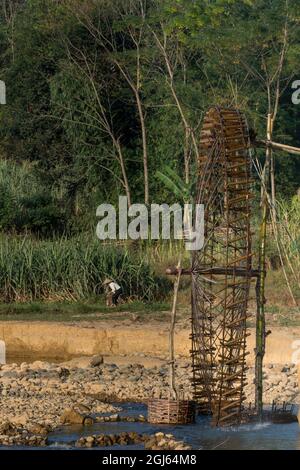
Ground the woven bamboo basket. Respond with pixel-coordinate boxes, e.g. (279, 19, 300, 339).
(147, 398, 196, 425)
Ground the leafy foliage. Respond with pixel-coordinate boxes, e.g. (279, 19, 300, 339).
(0, 0, 299, 236)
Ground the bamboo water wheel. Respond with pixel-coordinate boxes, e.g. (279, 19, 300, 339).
(191, 107, 255, 426)
(165, 106, 300, 427)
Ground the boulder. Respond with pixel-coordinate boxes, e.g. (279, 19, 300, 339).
(30, 361, 51, 370)
(60, 407, 95, 426)
(109, 414, 120, 422)
(27, 423, 49, 435)
(75, 404, 91, 413)
(144, 437, 157, 450)
(90, 355, 104, 367)
(0, 421, 15, 435)
(60, 408, 85, 425)
(83, 416, 95, 425)
(61, 356, 103, 369)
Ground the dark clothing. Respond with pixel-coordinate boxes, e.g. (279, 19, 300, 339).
(112, 287, 122, 305)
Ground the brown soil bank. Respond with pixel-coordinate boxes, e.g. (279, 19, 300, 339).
(0, 321, 300, 365)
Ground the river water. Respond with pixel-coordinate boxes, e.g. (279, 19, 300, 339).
(0, 402, 299, 450)
(46, 403, 300, 451)
(2, 356, 300, 450)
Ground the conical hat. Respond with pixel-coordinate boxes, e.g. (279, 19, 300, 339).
(103, 278, 113, 285)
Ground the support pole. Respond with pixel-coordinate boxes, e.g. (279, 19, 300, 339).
(255, 114, 273, 419)
(166, 267, 260, 277)
(255, 269, 266, 419)
(254, 140, 300, 156)
(169, 259, 182, 400)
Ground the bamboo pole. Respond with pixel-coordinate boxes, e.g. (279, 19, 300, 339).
(255, 140, 300, 156)
(166, 267, 260, 277)
(169, 258, 182, 401)
(255, 114, 273, 419)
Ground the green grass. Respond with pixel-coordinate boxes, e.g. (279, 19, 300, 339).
(0, 299, 171, 322)
(265, 305, 280, 314)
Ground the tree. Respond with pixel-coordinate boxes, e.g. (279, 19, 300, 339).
(64, 0, 151, 204)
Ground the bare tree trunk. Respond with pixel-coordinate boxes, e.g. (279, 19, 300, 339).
(2, 0, 20, 62)
(64, 44, 132, 206)
(135, 90, 149, 204)
(184, 127, 191, 184)
(116, 140, 132, 206)
(64, 0, 146, 205)
(151, 29, 198, 167)
(268, 118, 277, 224)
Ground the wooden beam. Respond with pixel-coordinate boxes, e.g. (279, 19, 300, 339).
(166, 267, 192, 276)
(166, 267, 260, 278)
(255, 139, 300, 156)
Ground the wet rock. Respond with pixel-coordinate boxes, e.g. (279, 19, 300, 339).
(109, 414, 120, 422)
(60, 408, 85, 425)
(27, 423, 49, 435)
(144, 432, 191, 450)
(271, 413, 298, 424)
(145, 437, 156, 450)
(83, 416, 95, 425)
(76, 432, 146, 448)
(95, 416, 105, 423)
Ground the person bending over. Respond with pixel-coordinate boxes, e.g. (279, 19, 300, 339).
(103, 278, 122, 306)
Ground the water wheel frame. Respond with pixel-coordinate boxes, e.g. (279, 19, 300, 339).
(191, 107, 254, 426)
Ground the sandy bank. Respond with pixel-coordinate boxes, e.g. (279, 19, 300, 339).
(0, 321, 299, 365)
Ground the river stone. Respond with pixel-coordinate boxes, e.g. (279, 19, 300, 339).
(30, 361, 51, 370)
(60, 408, 85, 425)
(108, 434, 117, 445)
(27, 422, 49, 435)
(90, 355, 104, 367)
(145, 437, 156, 450)
(75, 403, 91, 413)
(109, 414, 120, 422)
(88, 383, 105, 394)
(0, 421, 15, 435)
(83, 416, 95, 425)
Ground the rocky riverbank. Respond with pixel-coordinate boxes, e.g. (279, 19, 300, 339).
(76, 432, 191, 450)
(0, 356, 299, 447)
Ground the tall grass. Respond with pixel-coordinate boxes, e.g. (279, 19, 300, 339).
(0, 235, 171, 302)
(0, 159, 39, 196)
(275, 197, 300, 291)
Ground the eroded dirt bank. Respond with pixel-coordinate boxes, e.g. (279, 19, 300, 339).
(0, 321, 300, 365)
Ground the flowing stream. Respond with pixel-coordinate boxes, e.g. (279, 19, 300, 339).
(47, 403, 300, 451)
